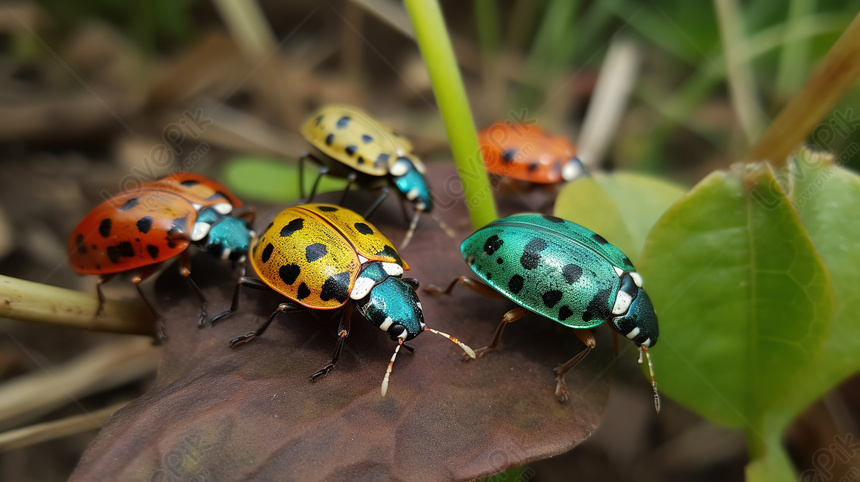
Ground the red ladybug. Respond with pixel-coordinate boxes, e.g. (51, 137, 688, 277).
(478, 122, 586, 185)
(68, 172, 255, 326)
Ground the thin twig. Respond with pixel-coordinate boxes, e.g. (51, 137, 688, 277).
(0, 401, 127, 452)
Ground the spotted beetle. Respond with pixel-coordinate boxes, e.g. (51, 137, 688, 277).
(211, 203, 474, 395)
(299, 104, 453, 248)
(428, 213, 660, 411)
(68, 173, 256, 327)
(478, 122, 587, 189)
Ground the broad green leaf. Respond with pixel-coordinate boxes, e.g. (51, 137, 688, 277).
(223, 156, 347, 203)
(638, 162, 833, 431)
(781, 150, 860, 414)
(554, 171, 687, 262)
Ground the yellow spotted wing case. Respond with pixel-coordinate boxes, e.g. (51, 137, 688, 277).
(301, 104, 416, 177)
(250, 204, 406, 309)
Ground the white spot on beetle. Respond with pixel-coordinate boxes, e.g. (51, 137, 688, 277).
(191, 221, 211, 241)
(630, 272, 643, 288)
(213, 203, 233, 214)
(614, 266, 625, 277)
(612, 291, 633, 315)
(358, 254, 368, 264)
(390, 159, 409, 177)
(625, 327, 640, 340)
(561, 158, 584, 181)
(416, 301, 422, 310)
(406, 188, 419, 200)
(220, 248, 232, 260)
(641, 338, 652, 348)
(350, 276, 375, 300)
(379, 317, 394, 331)
(191, 203, 202, 211)
(382, 262, 403, 277)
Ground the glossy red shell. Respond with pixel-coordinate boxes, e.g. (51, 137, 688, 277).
(478, 122, 578, 184)
(68, 173, 242, 275)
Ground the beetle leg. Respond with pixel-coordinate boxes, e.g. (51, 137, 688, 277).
(340, 172, 357, 205)
(470, 306, 530, 361)
(363, 187, 390, 219)
(131, 264, 165, 341)
(94, 273, 116, 319)
(305, 158, 329, 203)
(228, 301, 303, 348)
(310, 303, 353, 382)
(178, 250, 208, 327)
(425, 276, 506, 299)
(211, 274, 274, 325)
(553, 329, 597, 403)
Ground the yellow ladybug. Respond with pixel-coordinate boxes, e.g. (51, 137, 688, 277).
(212, 203, 474, 395)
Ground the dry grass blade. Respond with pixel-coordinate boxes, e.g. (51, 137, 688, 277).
(748, 12, 860, 166)
(0, 275, 153, 336)
(0, 338, 158, 431)
(577, 39, 641, 168)
(0, 401, 127, 452)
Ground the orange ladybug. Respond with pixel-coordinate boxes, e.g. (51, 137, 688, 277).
(68, 172, 255, 327)
(478, 122, 586, 185)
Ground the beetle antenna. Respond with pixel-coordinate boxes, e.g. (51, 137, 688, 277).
(381, 338, 404, 396)
(429, 212, 456, 239)
(400, 211, 421, 249)
(639, 346, 660, 413)
(426, 327, 476, 359)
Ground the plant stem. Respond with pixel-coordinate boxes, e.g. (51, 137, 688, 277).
(714, 0, 764, 144)
(0, 401, 128, 452)
(404, 0, 497, 229)
(0, 275, 154, 336)
(775, 0, 815, 100)
(748, 11, 860, 166)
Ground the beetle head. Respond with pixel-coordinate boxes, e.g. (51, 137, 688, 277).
(390, 156, 432, 212)
(354, 275, 425, 341)
(612, 288, 659, 349)
(198, 212, 255, 262)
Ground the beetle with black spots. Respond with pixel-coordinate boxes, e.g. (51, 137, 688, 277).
(212, 203, 475, 396)
(428, 213, 661, 412)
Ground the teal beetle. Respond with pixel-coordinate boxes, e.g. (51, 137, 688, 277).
(429, 213, 660, 411)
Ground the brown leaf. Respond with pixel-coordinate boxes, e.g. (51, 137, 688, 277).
(71, 164, 611, 480)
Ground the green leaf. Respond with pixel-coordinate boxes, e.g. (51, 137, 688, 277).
(781, 150, 860, 414)
(554, 171, 687, 262)
(222, 156, 347, 203)
(638, 163, 833, 433)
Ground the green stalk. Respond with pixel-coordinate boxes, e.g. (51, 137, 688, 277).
(775, 0, 815, 99)
(748, 11, 860, 166)
(404, 0, 497, 229)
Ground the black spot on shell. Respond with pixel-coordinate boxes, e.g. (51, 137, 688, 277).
(562, 264, 583, 284)
(486, 272, 492, 280)
(591, 233, 609, 245)
(137, 216, 153, 234)
(484, 235, 503, 255)
(320, 271, 350, 303)
(354, 222, 373, 235)
(502, 149, 516, 163)
(297, 283, 311, 300)
(317, 206, 338, 212)
(345, 145, 357, 156)
(117, 241, 135, 257)
(496, 257, 503, 264)
(336, 116, 351, 129)
(520, 238, 549, 270)
(622, 257, 633, 267)
(147, 245, 159, 259)
(120, 198, 138, 210)
(180, 179, 200, 186)
(261, 243, 274, 263)
(375, 153, 389, 166)
(558, 305, 573, 321)
(99, 219, 112, 237)
(170, 217, 188, 234)
(279, 264, 301, 285)
(314, 115, 323, 125)
(357, 156, 365, 165)
(508, 274, 524, 294)
(325, 133, 334, 146)
(542, 290, 563, 308)
(305, 243, 327, 262)
(280, 218, 304, 237)
(377, 245, 402, 265)
(206, 192, 227, 202)
(361, 134, 373, 144)
(583, 288, 612, 322)
(528, 162, 539, 172)
(75, 234, 88, 254)
(543, 215, 565, 223)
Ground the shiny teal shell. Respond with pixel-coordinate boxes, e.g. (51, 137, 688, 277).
(460, 214, 633, 328)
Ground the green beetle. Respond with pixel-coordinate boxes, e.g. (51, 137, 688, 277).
(298, 104, 453, 248)
(430, 213, 660, 411)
